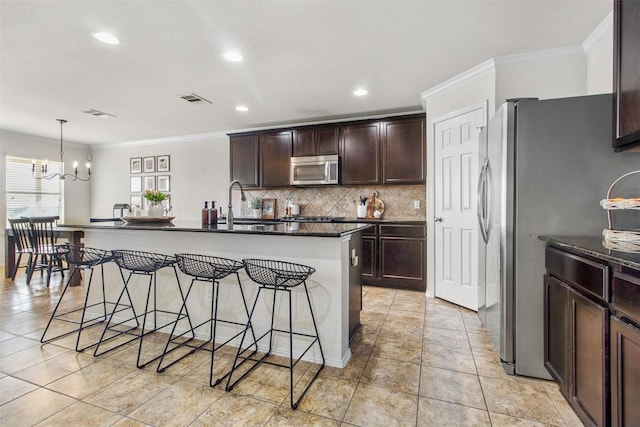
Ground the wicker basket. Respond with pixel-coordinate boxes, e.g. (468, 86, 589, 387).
(600, 170, 640, 252)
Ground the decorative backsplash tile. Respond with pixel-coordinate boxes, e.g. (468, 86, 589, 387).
(243, 184, 426, 219)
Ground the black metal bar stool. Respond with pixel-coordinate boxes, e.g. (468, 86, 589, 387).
(40, 245, 133, 351)
(225, 258, 325, 409)
(156, 253, 258, 387)
(93, 250, 194, 369)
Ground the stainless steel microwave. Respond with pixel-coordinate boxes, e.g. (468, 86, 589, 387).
(290, 155, 339, 185)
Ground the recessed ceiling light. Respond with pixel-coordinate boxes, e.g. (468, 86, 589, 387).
(353, 88, 368, 96)
(235, 105, 249, 112)
(92, 32, 120, 45)
(224, 51, 243, 62)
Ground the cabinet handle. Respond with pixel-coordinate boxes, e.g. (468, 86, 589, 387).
(434, 217, 443, 222)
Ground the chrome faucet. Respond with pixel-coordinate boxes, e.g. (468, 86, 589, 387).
(227, 180, 246, 227)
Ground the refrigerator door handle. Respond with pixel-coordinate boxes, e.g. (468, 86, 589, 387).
(484, 160, 493, 241)
(477, 158, 489, 243)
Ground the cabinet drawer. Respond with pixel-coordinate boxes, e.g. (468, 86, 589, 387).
(612, 267, 640, 326)
(545, 247, 609, 302)
(362, 225, 377, 236)
(379, 224, 425, 238)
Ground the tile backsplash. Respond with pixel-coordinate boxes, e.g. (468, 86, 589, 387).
(243, 184, 426, 219)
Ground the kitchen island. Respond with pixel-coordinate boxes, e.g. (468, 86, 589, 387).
(58, 220, 370, 368)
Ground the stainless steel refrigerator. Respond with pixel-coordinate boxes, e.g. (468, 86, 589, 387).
(477, 94, 638, 379)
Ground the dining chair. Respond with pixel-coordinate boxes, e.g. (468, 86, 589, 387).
(28, 216, 67, 286)
(8, 218, 34, 281)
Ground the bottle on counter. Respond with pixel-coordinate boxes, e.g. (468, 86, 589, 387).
(202, 201, 209, 225)
(209, 201, 218, 225)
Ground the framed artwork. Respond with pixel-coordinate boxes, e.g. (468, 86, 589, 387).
(130, 194, 142, 209)
(157, 155, 170, 172)
(130, 176, 142, 192)
(157, 175, 170, 192)
(143, 156, 155, 173)
(261, 198, 276, 219)
(130, 157, 142, 174)
(143, 176, 156, 191)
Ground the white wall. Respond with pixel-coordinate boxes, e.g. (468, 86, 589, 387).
(495, 47, 587, 106)
(1, 129, 91, 266)
(90, 133, 230, 220)
(584, 12, 613, 95)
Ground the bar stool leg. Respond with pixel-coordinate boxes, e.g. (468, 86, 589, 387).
(93, 269, 140, 357)
(40, 265, 81, 343)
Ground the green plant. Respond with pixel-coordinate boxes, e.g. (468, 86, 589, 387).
(250, 197, 262, 209)
(143, 189, 167, 203)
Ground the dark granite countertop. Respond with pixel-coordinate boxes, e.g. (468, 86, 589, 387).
(539, 236, 640, 270)
(59, 220, 372, 238)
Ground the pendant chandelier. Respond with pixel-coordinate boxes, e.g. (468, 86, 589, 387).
(32, 119, 91, 181)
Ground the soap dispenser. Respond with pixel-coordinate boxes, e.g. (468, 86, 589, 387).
(201, 201, 209, 224)
(209, 201, 218, 225)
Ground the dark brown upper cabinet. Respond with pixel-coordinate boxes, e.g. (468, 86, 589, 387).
(229, 133, 260, 187)
(381, 115, 425, 184)
(293, 126, 339, 157)
(260, 130, 293, 187)
(613, 0, 640, 151)
(340, 121, 381, 185)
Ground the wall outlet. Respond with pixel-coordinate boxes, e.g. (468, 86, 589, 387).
(413, 200, 420, 209)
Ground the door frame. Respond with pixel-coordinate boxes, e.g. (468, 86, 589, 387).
(426, 101, 488, 299)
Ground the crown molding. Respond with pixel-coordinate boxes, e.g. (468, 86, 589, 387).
(582, 11, 613, 55)
(420, 58, 496, 101)
(92, 130, 230, 150)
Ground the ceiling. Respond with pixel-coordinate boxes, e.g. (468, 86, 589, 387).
(0, 0, 611, 146)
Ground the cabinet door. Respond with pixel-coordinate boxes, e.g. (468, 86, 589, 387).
(361, 236, 376, 280)
(379, 237, 425, 291)
(293, 128, 316, 157)
(340, 122, 380, 185)
(569, 288, 608, 427)
(260, 131, 292, 187)
(381, 116, 425, 184)
(230, 133, 259, 187)
(315, 126, 339, 155)
(544, 274, 570, 395)
(611, 316, 640, 427)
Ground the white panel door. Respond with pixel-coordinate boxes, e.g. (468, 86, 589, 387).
(433, 107, 484, 310)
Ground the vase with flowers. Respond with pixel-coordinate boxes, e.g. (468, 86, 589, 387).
(144, 189, 167, 218)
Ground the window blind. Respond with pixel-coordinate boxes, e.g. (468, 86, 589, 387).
(5, 156, 64, 222)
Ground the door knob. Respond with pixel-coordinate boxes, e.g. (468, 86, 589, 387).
(434, 217, 443, 222)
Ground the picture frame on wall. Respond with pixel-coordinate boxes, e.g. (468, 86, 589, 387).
(130, 194, 142, 210)
(261, 198, 276, 219)
(143, 156, 155, 173)
(130, 176, 142, 192)
(143, 176, 156, 191)
(157, 155, 170, 172)
(157, 175, 170, 192)
(130, 157, 142, 174)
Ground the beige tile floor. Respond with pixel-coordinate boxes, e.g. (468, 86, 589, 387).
(0, 268, 583, 426)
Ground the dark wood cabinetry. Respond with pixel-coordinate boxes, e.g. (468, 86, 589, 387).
(381, 115, 425, 184)
(230, 113, 425, 188)
(230, 133, 260, 187)
(544, 247, 609, 427)
(260, 131, 292, 187)
(340, 122, 381, 185)
(293, 126, 339, 157)
(611, 266, 640, 427)
(613, 0, 640, 151)
(363, 223, 425, 291)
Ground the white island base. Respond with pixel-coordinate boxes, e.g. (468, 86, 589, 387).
(82, 227, 362, 368)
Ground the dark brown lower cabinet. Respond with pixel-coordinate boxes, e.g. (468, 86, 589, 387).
(569, 289, 608, 427)
(544, 247, 608, 427)
(610, 316, 640, 427)
(363, 223, 425, 292)
(544, 274, 570, 394)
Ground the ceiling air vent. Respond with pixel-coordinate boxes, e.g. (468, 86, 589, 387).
(178, 93, 212, 104)
(82, 109, 116, 119)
